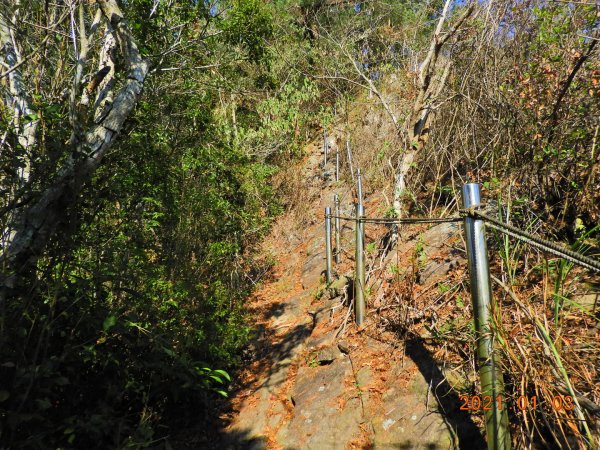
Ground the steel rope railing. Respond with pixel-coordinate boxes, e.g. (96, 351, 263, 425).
(460, 208, 600, 273)
(322, 176, 600, 450)
(329, 214, 462, 224)
(325, 210, 600, 273)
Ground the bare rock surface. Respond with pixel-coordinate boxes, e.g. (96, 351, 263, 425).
(278, 360, 362, 449)
(222, 133, 483, 450)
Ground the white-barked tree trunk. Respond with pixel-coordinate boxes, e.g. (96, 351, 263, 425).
(0, 0, 149, 291)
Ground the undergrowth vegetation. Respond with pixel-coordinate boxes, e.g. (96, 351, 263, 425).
(292, 0, 599, 447)
(0, 0, 598, 448)
(0, 0, 335, 447)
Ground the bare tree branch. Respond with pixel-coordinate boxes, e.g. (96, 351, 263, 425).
(393, 0, 474, 222)
(1, 0, 150, 285)
(0, 5, 40, 181)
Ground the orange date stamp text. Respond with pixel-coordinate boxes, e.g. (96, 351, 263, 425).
(459, 395, 575, 411)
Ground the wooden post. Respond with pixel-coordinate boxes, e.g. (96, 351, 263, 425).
(462, 183, 511, 450)
(355, 204, 366, 325)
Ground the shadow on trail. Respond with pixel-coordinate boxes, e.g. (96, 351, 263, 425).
(405, 336, 487, 450)
(389, 444, 443, 450)
(256, 321, 312, 391)
(204, 287, 314, 448)
(204, 428, 301, 450)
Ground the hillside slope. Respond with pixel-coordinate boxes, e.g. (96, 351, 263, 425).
(214, 132, 486, 449)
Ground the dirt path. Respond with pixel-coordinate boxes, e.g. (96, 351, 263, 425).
(218, 138, 486, 449)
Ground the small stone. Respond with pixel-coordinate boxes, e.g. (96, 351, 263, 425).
(572, 292, 599, 311)
(382, 418, 396, 431)
(356, 367, 372, 387)
(317, 346, 341, 364)
(337, 341, 350, 354)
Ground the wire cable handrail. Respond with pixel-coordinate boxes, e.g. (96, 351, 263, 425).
(328, 214, 462, 224)
(325, 208, 600, 272)
(461, 208, 600, 273)
(322, 180, 599, 449)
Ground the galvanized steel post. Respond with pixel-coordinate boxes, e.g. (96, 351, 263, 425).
(355, 204, 366, 325)
(335, 194, 341, 264)
(335, 148, 340, 182)
(323, 130, 328, 167)
(462, 183, 511, 450)
(357, 169, 363, 205)
(346, 137, 354, 180)
(325, 207, 333, 284)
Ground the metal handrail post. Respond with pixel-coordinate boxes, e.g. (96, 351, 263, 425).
(462, 183, 511, 450)
(357, 168, 363, 205)
(325, 207, 333, 284)
(335, 195, 341, 264)
(355, 204, 366, 325)
(323, 130, 328, 168)
(346, 137, 354, 180)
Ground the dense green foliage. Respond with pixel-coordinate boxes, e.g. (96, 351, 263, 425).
(0, 0, 331, 447)
(1, 0, 597, 448)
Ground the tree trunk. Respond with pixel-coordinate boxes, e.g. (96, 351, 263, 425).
(0, 0, 150, 292)
(392, 1, 473, 221)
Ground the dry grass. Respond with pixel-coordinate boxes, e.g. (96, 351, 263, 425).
(273, 72, 600, 447)
(365, 218, 600, 448)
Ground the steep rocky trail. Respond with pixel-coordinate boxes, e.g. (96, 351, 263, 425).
(219, 135, 486, 449)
